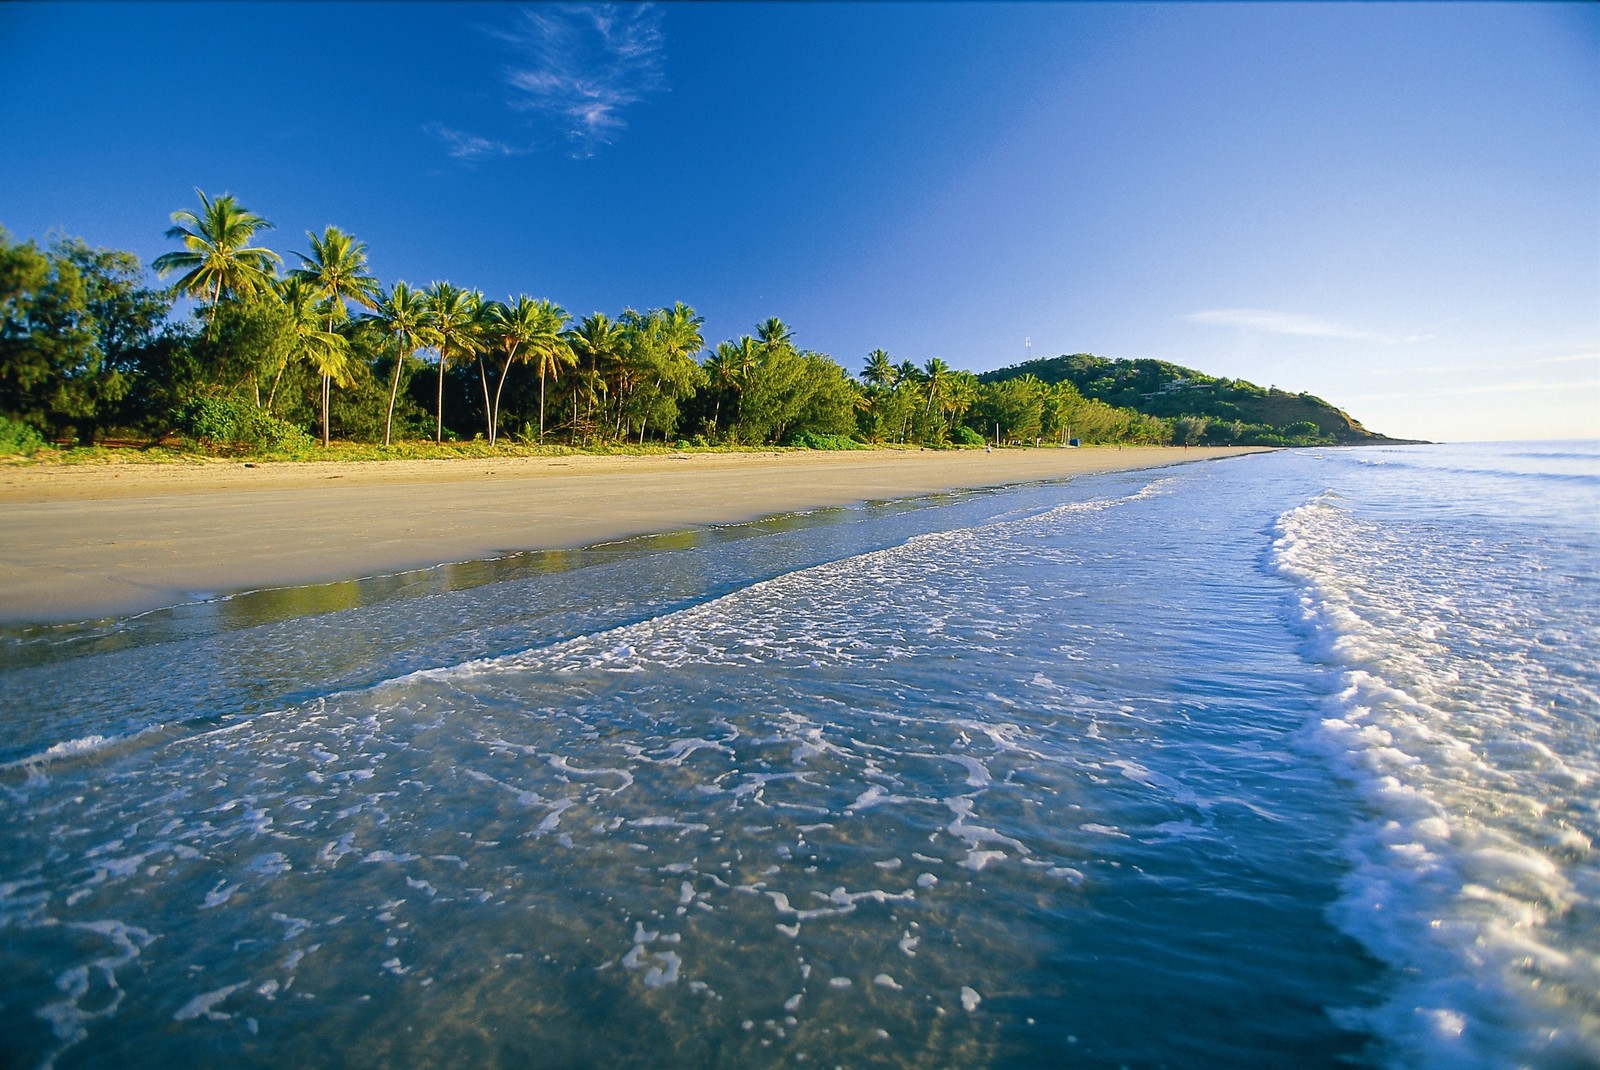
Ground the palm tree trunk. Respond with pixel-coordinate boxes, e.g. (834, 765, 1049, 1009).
(436, 351, 446, 443)
(324, 312, 339, 447)
(586, 356, 599, 442)
(384, 350, 405, 447)
(266, 362, 286, 414)
(477, 358, 493, 443)
(206, 277, 223, 335)
(491, 356, 515, 447)
(538, 368, 547, 442)
(643, 376, 667, 446)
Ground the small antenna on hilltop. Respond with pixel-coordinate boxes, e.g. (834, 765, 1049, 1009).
(1025, 337, 1032, 361)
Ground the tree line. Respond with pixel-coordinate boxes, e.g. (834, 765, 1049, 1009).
(3, 190, 1195, 455)
(979, 354, 1390, 446)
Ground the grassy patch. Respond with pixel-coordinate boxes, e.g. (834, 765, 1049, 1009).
(2, 438, 927, 468)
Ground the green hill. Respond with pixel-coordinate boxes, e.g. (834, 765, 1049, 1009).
(977, 354, 1412, 446)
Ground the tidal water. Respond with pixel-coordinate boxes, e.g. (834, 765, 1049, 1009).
(2, 444, 1595, 1069)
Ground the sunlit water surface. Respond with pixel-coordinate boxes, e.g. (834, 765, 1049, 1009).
(2, 444, 1595, 1069)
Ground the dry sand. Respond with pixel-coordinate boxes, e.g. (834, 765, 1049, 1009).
(0, 447, 1262, 624)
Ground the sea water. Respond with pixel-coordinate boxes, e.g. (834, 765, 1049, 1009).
(1, 443, 1595, 1069)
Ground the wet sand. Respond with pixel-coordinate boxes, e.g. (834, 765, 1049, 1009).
(0, 447, 1262, 624)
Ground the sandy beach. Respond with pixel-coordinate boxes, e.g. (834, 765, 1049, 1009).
(0, 447, 1261, 624)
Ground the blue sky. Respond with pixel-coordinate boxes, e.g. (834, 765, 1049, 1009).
(2, 2, 1595, 442)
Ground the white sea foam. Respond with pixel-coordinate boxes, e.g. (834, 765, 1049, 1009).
(945, 754, 991, 788)
(31, 920, 154, 1066)
(173, 981, 247, 1022)
(4, 726, 173, 776)
(361, 850, 421, 864)
(38, 734, 115, 760)
(1272, 480, 1600, 1069)
(352, 479, 1173, 694)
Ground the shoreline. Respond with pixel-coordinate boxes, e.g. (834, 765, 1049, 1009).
(0, 446, 1264, 625)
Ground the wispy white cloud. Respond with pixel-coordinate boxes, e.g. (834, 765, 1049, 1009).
(1533, 350, 1600, 367)
(425, 123, 524, 161)
(1441, 377, 1600, 397)
(1345, 378, 1600, 403)
(495, 4, 666, 156)
(1185, 308, 1427, 345)
(1357, 346, 1599, 379)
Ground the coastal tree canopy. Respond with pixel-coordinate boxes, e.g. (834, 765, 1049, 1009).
(0, 230, 171, 444)
(0, 200, 1399, 454)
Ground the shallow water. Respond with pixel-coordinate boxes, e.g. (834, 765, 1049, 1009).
(2, 445, 1595, 1069)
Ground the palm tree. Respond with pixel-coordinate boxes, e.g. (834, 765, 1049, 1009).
(293, 227, 381, 445)
(660, 302, 706, 365)
(852, 349, 895, 443)
(525, 300, 575, 442)
(923, 357, 953, 419)
(945, 370, 979, 432)
(481, 297, 528, 445)
(294, 227, 381, 313)
(366, 281, 432, 446)
(732, 335, 760, 380)
(861, 349, 896, 389)
(423, 281, 481, 443)
(889, 360, 923, 443)
(756, 316, 794, 355)
(704, 341, 746, 435)
(294, 227, 381, 320)
(484, 296, 572, 444)
(273, 277, 350, 421)
(567, 312, 624, 443)
(467, 292, 499, 441)
(152, 189, 282, 326)
(729, 335, 760, 427)
(629, 302, 707, 443)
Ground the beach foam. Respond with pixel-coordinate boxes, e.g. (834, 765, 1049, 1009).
(1271, 467, 1600, 1069)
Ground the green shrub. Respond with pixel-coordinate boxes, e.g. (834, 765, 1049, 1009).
(0, 415, 47, 455)
(244, 411, 315, 453)
(952, 425, 987, 447)
(175, 397, 241, 442)
(784, 430, 868, 450)
(176, 397, 314, 453)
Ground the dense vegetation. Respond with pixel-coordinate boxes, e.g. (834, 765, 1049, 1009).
(2, 191, 1389, 458)
(979, 354, 1405, 446)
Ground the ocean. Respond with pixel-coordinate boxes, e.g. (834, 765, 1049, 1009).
(1, 443, 1595, 1070)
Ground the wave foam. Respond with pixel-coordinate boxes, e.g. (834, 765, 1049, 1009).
(1271, 492, 1600, 1068)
